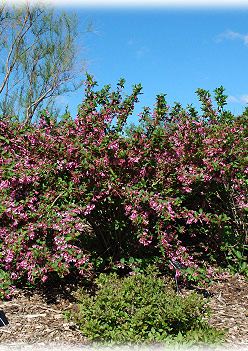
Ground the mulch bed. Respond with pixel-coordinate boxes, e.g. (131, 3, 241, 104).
(207, 273, 248, 345)
(0, 272, 247, 347)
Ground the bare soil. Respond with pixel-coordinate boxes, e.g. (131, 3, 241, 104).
(0, 272, 247, 347)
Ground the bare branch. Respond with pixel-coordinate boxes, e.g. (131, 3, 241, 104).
(0, 7, 33, 94)
(0, 3, 86, 122)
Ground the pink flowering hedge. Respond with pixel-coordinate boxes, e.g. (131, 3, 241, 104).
(0, 76, 247, 296)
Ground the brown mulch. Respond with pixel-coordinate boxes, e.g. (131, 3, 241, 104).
(0, 273, 247, 346)
(0, 286, 88, 346)
(207, 273, 248, 345)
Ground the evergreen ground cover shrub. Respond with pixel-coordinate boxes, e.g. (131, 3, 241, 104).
(67, 267, 225, 344)
(0, 269, 14, 299)
(0, 75, 247, 297)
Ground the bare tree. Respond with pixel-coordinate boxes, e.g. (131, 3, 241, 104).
(0, 1, 86, 124)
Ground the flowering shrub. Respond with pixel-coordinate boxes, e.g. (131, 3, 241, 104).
(0, 76, 247, 295)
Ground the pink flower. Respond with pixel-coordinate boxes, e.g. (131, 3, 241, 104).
(83, 204, 95, 215)
(130, 211, 138, 221)
(41, 275, 48, 283)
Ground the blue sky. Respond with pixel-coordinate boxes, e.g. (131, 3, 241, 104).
(56, 8, 248, 123)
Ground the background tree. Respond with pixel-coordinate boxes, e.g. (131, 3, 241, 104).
(0, 1, 86, 124)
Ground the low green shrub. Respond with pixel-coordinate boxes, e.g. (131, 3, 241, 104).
(67, 267, 225, 344)
(221, 244, 248, 277)
(0, 269, 14, 299)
